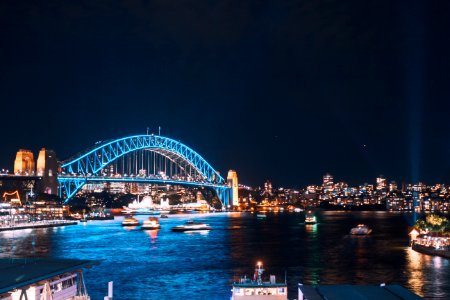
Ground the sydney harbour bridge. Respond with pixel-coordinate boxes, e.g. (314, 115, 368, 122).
(57, 134, 237, 207)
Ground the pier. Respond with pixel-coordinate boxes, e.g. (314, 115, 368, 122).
(0, 220, 77, 232)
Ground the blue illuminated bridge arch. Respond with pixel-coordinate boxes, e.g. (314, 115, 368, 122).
(58, 135, 231, 206)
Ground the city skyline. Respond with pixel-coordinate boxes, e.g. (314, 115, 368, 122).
(1, 1, 450, 187)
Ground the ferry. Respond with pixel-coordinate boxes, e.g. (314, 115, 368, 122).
(171, 220, 211, 232)
(141, 217, 160, 230)
(231, 262, 287, 300)
(305, 211, 317, 224)
(350, 224, 372, 235)
(122, 215, 139, 226)
(257, 213, 267, 219)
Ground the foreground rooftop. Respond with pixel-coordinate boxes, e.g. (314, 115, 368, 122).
(298, 284, 423, 300)
(0, 258, 98, 294)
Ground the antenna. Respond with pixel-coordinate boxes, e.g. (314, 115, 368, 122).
(158, 126, 161, 136)
(146, 127, 149, 135)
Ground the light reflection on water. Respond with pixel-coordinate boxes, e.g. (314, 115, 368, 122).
(0, 212, 448, 299)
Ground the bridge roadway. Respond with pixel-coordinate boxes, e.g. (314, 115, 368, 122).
(0, 175, 42, 181)
(57, 175, 229, 189)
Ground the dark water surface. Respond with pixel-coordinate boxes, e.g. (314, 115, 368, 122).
(0, 211, 449, 299)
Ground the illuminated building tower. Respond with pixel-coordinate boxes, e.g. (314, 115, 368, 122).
(323, 173, 334, 192)
(376, 175, 387, 191)
(389, 181, 398, 192)
(14, 149, 35, 175)
(264, 180, 273, 195)
(227, 170, 239, 207)
(36, 148, 59, 195)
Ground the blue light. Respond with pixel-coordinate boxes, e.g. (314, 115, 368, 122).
(58, 135, 231, 206)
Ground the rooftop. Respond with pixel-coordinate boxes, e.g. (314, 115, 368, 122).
(299, 284, 423, 300)
(0, 258, 98, 294)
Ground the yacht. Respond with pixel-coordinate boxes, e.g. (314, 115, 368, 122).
(141, 217, 160, 230)
(171, 220, 211, 232)
(350, 224, 372, 235)
(305, 211, 317, 224)
(122, 215, 139, 226)
(231, 262, 287, 300)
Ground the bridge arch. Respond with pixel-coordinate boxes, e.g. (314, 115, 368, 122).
(58, 135, 229, 204)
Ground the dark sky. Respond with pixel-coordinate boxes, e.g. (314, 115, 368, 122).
(1, 1, 449, 187)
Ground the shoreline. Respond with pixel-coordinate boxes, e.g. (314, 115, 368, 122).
(0, 220, 78, 232)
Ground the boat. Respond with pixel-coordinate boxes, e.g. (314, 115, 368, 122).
(171, 220, 211, 232)
(350, 224, 372, 235)
(160, 214, 169, 218)
(257, 213, 267, 218)
(122, 215, 139, 226)
(79, 218, 87, 223)
(305, 210, 317, 224)
(141, 217, 160, 230)
(231, 261, 287, 300)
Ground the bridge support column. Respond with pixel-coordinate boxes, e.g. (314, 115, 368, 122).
(215, 187, 231, 210)
(59, 178, 86, 203)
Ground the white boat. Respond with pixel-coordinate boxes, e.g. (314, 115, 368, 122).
(171, 220, 211, 232)
(305, 211, 317, 224)
(257, 213, 267, 218)
(141, 217, 160, 230)
(122, 215, 139, 226)
(231, 262, 287, 300)
(350, 224, 372, 235)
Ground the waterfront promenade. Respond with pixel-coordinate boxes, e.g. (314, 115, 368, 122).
(412, 242, 450, 259)
(0, 219, 77, 232)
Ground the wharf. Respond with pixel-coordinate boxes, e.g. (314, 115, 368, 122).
(0, 220, 77, 232)
(412, 243, 450, 259)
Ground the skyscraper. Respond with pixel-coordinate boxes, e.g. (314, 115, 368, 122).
(376, 175, 387, 191)
(264, 180, 273, 195)
(323, 173, 334, 192)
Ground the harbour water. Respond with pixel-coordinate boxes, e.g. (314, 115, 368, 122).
(0, 211, 449, 299)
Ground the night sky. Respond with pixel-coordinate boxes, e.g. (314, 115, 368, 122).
(1, 1, 449, 187)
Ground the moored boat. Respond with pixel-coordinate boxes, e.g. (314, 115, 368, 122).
(122, 215, 139, 226)
(171, 220, 211, 232)
(231, 261, 287, 300)
(350, 224, 372, 235)
(305, 210, 317, 224)
(141, 217, 161, 230)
